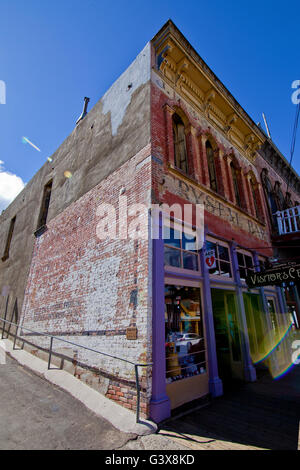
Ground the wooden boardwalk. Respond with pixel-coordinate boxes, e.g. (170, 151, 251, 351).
(159, 365, 300, 450)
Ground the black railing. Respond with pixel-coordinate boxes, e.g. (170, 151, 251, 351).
(0, 317, 152, 423)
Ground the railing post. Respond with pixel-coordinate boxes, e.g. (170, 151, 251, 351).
(1, 296, 9, 339)
(48, 337, 53, 370)
(13, 324, 18, 350)
(135, 364, 140, 424)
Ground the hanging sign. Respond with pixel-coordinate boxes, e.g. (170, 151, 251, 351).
(246, 263, 300, 288)
(205, 249, 216, 269)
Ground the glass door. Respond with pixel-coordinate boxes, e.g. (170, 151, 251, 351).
(211, 289, 242, 382)
(243, 293, 266, 363)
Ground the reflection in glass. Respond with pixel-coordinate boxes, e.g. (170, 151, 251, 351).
(165, 285, 206, 383)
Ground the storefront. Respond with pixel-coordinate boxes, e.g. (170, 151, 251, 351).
(161, 223, 288, 410)
(163, 224, 209, 409)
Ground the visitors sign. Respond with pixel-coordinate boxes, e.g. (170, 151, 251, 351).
(246, 263, 300, 288)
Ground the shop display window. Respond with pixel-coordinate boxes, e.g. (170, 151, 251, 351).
(164, 285, 206, 383)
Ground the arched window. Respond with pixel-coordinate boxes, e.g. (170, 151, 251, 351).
(230, 162, 242, 208)
(265, 177, 278, 214)
(173, 114, 188, 173)
(274, 181, 285, 211)
(250, 178, 260, 219)
(261, 170, 278, 229)
(206, 141, 218, 192)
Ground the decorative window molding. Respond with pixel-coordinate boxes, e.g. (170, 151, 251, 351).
(172, 113, 188, 174)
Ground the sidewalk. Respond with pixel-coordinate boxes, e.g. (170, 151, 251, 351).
(1, 337, 299, 450)
(157, 365, 300, 450)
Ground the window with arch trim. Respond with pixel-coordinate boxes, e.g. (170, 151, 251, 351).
(250, 178, 261, 219)
(206, 140, 218, 193)
(173, 113, 188, 174)
(230, 162, 242, 208)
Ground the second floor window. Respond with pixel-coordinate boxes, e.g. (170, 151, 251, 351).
(231, 163, 241, 208)
(37, 180, 53, 230)
(2, 216, 16, 261)
(173, 114, 188, 173)
(206, 141, 218, 193)
(250, 178, 260, 219)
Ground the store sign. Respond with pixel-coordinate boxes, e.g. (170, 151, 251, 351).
(205, 249, 216, 269)
(246, 263, 300, 288)
(164, 174, 268, 241)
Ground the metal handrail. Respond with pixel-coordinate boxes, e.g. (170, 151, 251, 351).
(0, 317, 152, 423)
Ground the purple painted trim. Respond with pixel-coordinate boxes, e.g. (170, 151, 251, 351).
(230, 242, 256, 382)
(150, 213, 171, 423)
(200, 238, 223, 397)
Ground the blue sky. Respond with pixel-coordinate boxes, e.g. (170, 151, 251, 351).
(0, 0, 299, 210)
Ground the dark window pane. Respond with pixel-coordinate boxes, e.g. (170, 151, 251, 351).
(206, 241, 216, 252)
(239, 267, 247, 280)
(209, 262, 220, 275)
(182, 252, 198, 271)
(164, 246, 181, 268)
(218, 245, 230, 261)
(219, 261, 232, 277)
(237, 252, 244, 266)
(245, 255, 253, 268)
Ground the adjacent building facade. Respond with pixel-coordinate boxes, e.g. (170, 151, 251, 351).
(1, 21, 299, 422)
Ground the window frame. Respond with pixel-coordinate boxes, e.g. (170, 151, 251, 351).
(164, 221, 201, 274)
(205, 237, 233, 279)
(236, 249, 255, 282)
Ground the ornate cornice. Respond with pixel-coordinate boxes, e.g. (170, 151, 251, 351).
(152, 20, 265, 164)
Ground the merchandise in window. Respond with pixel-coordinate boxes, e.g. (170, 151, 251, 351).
(165, 285, 206, 383)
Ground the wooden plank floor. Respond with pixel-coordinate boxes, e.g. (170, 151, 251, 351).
(160, 365, 300, 450)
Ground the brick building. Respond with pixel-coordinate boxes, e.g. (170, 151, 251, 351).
(1, 20, 299, 423)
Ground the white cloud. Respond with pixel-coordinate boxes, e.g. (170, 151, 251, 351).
(0, 161, 25, 213)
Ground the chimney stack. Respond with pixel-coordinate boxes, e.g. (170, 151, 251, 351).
(76, 97, 90, 125)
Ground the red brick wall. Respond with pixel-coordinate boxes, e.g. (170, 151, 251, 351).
(150, 80, 272, 256)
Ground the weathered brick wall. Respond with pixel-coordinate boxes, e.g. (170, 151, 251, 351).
(19, 144, 153, 415)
